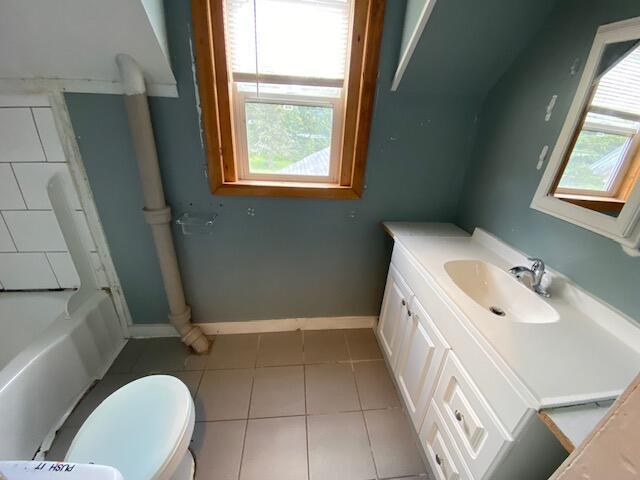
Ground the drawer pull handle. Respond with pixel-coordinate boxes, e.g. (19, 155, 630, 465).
(401, 299, 406, 306)
(435, 454, 442, 466)
(407, 310, 412, 316)
(455, 410, 464, 422)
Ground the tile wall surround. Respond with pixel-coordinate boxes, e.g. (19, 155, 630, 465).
(0, 97, 107, 290)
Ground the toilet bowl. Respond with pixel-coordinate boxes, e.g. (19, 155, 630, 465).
(64, 375, 195, 480)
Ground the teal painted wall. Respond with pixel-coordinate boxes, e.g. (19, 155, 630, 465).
(457, 0, 640, 321)
(67, 1, 482, 324)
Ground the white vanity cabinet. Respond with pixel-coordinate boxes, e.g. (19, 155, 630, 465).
(378, 264, 413, 369)
(395, 296, 448, 429)
(378, 242, 567, 480)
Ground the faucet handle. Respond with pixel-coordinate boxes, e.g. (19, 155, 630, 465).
(527, 257, 545, 271)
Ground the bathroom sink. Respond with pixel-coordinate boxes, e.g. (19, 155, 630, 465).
(444, 260, 559, 324)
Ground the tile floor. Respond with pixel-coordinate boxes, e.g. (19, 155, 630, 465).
(46, 329, 430, 480)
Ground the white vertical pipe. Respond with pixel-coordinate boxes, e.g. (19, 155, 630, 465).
(116, 54, 210, 353)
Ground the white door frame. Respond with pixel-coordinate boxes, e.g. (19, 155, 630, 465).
(49, 92, 133, 333)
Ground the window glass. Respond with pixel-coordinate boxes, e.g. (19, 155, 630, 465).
(558, 130, 630, 191)
(245, 102, 333, 176)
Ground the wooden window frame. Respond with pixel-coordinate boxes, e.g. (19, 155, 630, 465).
(191, 0, 386, 199)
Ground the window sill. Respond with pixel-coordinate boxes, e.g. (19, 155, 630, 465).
(212, 179, 362, 199)
(554, 193, 625, 214)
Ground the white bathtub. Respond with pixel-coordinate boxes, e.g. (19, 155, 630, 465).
(0, 290, 124, 460)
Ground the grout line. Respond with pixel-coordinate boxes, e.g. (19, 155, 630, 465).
(361, 409, 381, 480)
(30, 108, 49, 162)
(198, 358, 379, 372)
(0, 208, 56, 212)
(8, 163, 28, 209)
(236, 374, 255, 480)
(0, 212, 17, 252)
(43, 252, 62, 289)
(192, 369, 205, 401)
(303, 353, 310, 480)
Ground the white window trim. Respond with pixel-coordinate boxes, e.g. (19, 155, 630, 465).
(531, 16, 640, 255)
(231, 84, 344, 183)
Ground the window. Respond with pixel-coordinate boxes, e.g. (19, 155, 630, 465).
(552, 43, 640, 215)
(191, 0, 386, 198)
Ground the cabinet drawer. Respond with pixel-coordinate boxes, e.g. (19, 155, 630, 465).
(396, 296, 449, 428)
(420, 401, 473, 480)
(391, 242, 528, 432)
(434, 352, 511, 480)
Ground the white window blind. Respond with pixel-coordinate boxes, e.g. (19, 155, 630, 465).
(225, 0, 351, 84)
(592, 46, 640, 117)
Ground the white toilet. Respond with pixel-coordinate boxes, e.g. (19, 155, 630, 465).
(64, 375, 195, 480)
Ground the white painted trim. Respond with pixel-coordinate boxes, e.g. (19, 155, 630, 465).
(128, 323, 180, 338)
(200, 316, 378, 335)
(128, 316, 378, 337)
(391, 0, 438, 92)
(0, 78, 178, 98)
(530, 16, 640, 254)
(49, 92, 133, 334)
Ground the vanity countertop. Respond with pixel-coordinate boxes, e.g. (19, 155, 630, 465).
(383, 222, 640, 409)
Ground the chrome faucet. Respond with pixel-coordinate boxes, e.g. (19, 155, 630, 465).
(509, 258, 551, 297)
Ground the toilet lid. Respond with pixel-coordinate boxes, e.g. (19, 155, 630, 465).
(65, 375, 194, 480)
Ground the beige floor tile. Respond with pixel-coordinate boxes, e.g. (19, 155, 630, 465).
(133, 371, 203, 398)
(64, 373, 139, 427)
(45, 427, 79, 461)
(305, 364, 360, 414)
(354, 361, 401, 410)
(364, 409, 426, 479)
(132, 337, 206, 373)
(303, 330, 349, 364)
(191, 420, 246, 480)
(207, 334, 259, 369)
(386, 477, 430, 480)
(308, 412, 376, 480)
(169, 371, 204, 398)
(240, 416, 308, 480)
(249, 366, 305, 418)
(196, 369, 253, 421)
(345, 329, 382, 360)
(107, 339, 146, 374)
(256, 331, 303, 366)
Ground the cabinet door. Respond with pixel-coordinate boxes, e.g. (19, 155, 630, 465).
(396, 296, 449, 429)
(377, 265, 412, 370)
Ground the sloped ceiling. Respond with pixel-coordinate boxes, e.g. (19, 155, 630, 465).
(397, 0, 560, 96)
(0, 0, 176, 96)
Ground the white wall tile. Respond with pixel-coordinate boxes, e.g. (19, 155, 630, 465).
(0, 252, 59, 289)
(0, 164, 26, 209)
(0, 95, 49, 107)
(33, 108, 67, 163)
(3, 210, 67, 252)
(0, 215, 16, 252)
(46, 252, 80, 289)
(0, 109, 46, 163)
(12, 163, 81, 210)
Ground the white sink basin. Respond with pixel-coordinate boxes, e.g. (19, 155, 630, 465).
(444, 260, 559, 324)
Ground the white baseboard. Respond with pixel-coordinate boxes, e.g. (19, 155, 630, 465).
(198, 316, 378, 335)
(127, 316, 378, 338)
(128, 324, 179, 338)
